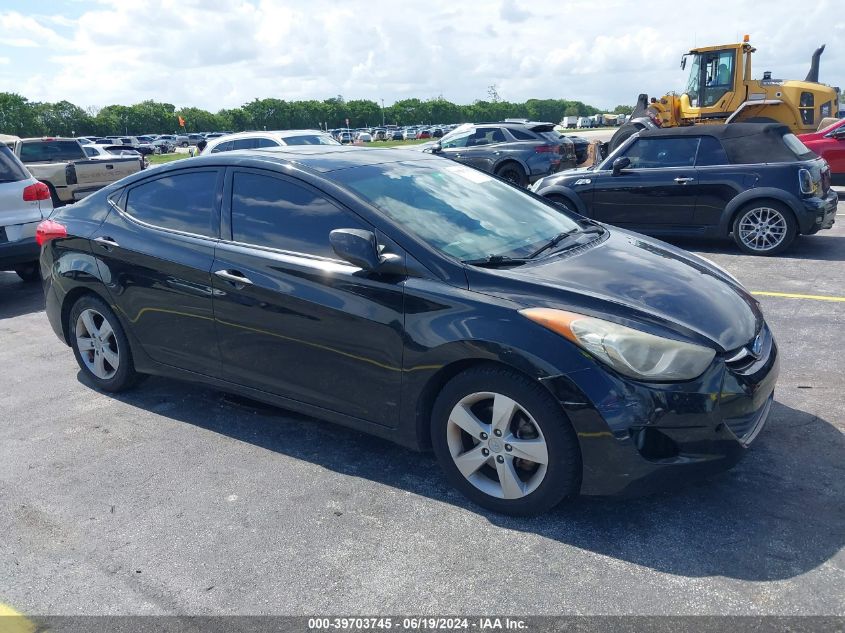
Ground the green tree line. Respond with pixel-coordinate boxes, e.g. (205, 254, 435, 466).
(0, 92, 628, 137)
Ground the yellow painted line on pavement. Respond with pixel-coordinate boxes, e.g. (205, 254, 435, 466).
(751, 291, 845, 302)
(0, 604, 36, 633)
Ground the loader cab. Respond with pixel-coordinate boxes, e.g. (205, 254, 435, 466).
(681, 46, 740, 113)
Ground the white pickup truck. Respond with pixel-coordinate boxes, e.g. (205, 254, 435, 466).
(13, 137, 144, 206)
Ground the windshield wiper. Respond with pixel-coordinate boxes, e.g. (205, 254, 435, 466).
(461, 254, 529, 268)
(527, 229, 580, 259)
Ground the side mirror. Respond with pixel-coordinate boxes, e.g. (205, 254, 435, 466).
(329, 228, 404, 274)
(832, 128, 845, 140)
(430, 142, 442, 154)
(612, 156, 631, 176)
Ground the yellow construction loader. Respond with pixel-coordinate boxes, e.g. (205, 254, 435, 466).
(608, 36, 839, 151)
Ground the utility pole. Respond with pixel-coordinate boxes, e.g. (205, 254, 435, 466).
(381, 98, 385, 126)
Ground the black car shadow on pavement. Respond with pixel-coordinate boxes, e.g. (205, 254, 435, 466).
(91, 372, 845, 583)
(0, 271, 46, 319)
(667, 234, 845, 262)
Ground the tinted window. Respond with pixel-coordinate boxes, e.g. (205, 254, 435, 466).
(126, 170, 219, 237)
(210, 140, 234, 154)
(231, 171, 367, 258)
(19, 141, 84, 163)
(256, 138, 280, 148)
(232, 138, 258, 150)
(694, 136, 730, 166)
(469, 127, 506, 146)
(623, 137, 700, 168)
(509, 128, 536, 141)
(0, 146, 29, 182)
(281, 134, 338, 146)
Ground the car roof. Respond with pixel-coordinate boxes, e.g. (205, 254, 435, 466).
(639, 122, 792, 140)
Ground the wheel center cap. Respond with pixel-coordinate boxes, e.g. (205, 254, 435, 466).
(488, 437, 504, 453)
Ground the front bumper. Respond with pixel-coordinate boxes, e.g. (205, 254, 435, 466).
(799, 189, 837, 233)
(541, 326, 780, 496)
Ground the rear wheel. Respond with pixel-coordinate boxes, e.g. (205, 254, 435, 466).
(732, 202, 797, 255)
(69, 295, 139, 392)
(431, 365, 581, 515)
(13, 261, 40, 282)
(495, 162, 527, 187)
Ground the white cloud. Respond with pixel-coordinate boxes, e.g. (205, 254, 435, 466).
(0, 0, 842, 113)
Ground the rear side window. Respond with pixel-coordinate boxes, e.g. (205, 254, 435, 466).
(230, 171, 368, 258)
(623, 137, 700, 168)
(694, 136, 730, 166)
(19, 141, 83, 163)
(126, 170, 220, 238)
(232, 138, 258, 150)
(281, 134, 337, 146)
(0, 146, 29, 182)
(256, 138, 280, 148)
(509, 128, 537, 141)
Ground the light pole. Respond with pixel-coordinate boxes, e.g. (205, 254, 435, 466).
(381, 98, 385, 126)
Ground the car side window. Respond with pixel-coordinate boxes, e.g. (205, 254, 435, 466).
(232, 138, 258, 150)
(256, 138, 280, 148)
(623, 137, 700, 168)
(210, 141, 234, 154)
(125, 170, 220, 238)
(230, 171, 369, 259)
(509, 128, 536, 141)
(695, 136, 730, 166)
(469, 127, 507, 146)
(440, 130, 473, 149)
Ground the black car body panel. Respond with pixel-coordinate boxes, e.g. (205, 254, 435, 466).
(533, 123, 837, 239)
(41, 147, 779, 497)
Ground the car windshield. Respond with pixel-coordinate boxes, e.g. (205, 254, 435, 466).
(334, 161, 582, 261)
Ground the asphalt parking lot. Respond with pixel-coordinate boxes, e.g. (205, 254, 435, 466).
(1, 224, 843, 617)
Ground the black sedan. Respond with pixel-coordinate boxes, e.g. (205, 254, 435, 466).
(37, 146, 778, 515)
(532, 123, 837, 255)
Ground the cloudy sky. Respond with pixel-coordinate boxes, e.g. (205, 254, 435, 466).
(0, 0, 841, 112)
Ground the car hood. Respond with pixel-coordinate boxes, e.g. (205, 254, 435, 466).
(466, 229, 761, 352)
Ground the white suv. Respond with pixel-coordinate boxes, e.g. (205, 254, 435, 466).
(0, 145, 53, 281)
(200, 130, 339, 155)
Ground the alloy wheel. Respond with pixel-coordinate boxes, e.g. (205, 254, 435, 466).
(446, 392, 549, 499)
(737, 207, 788, 253)
(75, 308, 120, 380)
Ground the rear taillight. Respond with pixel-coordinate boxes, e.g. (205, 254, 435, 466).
(798, 168, 816, 195)
(23, 181, 51, 202)
(36, 219, 67, 246)
(534, 145, 557, 153)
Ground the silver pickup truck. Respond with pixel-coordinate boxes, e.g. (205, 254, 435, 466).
(13, 137, 144, 205)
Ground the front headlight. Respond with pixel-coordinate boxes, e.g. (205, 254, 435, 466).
(520, 308, 716, 381)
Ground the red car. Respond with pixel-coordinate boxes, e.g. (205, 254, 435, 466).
(799, 119, 845, 185)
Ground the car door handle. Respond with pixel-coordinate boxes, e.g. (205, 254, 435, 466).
(674, 177, 694, 184)
(214, 269, 253, 286)
(93, 236, 119, 250)
(105, 164, 114, 170)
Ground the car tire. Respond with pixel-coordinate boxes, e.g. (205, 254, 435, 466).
(431, 365, 581, 516)
(608, 122, 645, 153)
(13, 261, 40, 282)
(69, 294, 139, 392)
(732, 201, 797, 256)
(495, 163, 528, 187)
(544, 194, 578, 214)
(181, 142, 189, 148)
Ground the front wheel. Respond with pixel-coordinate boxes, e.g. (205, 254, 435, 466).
(431, 365, 581, 515)
(13, 261, 40, 282)
(69, 295, 139, 392)
(732, 202, 797, 255)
